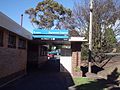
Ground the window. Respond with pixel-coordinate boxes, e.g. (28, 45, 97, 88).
(18, 37, 26, 49)
(0, 31, 3, 46)
(8, 32, 16, 48)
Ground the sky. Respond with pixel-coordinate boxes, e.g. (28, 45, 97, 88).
(0, 0, 80, 33)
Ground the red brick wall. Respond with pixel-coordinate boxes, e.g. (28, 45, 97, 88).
(71, 42, 82, 76)
(0, 28, 27, 79)
(0, 47, 27, 78)
(27, 42, 48, 69)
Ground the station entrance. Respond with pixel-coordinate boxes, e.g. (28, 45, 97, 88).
(27, 29, 87, 76)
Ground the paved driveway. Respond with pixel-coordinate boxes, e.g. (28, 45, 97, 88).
(0, 59, 74, 90)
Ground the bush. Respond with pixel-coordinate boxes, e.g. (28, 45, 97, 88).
(81, 44, 88, 60)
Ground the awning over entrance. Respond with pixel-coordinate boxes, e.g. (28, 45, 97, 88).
(33, 29, 69, 39)
(69, 37, 87, 42)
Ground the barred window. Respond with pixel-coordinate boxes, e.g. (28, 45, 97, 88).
(0, 31, 3, 46)
(8, 32, 16, 48)
(18, 37, 26, 49)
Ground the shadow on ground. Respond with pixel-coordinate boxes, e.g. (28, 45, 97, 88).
(0, 59, 74, 90)
(81, 65, 104, 77)
(75, 68, 120, 90)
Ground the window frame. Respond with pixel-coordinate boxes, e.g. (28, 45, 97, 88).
(8, 32, 16, 48)
(18, 37, 26, 49)
(0, 30, 3, 47)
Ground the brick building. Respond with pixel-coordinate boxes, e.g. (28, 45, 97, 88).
(0, 12, 32, 86)
(0, 12, 87, 86)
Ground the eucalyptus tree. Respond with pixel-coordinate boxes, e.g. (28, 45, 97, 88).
(25, 0, 72, 29)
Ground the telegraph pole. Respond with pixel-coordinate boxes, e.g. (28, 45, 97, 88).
(88, 0, 93, 73)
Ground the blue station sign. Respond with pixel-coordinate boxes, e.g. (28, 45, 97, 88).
(33, 29, 69, 39)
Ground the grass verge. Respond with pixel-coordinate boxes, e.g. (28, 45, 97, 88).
(73, 77, 108, 90)
(73, 77, 95, 85)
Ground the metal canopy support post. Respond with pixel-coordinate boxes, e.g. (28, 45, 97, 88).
(88, 0, 93, 73)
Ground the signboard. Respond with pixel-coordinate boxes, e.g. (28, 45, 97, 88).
(33, 29, 69, 39)
(33, 29, 68, 35)
(33, 35, 69, 39)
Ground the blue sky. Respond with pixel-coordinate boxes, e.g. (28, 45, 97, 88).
(0, 0, 80, 33)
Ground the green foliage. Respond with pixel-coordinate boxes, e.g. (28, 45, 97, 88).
(25, 0, 72, 29)
(102, 28, 117, 52)
(105, 28, 117, 44)
(73, 0, 120, 53)
(74, 66, 81, 72)
(81, 44, 88, 60)
(73, 77, 95, 85)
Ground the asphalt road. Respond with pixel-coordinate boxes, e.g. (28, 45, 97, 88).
(0, 59, 74, 90)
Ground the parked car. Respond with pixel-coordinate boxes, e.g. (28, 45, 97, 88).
(47, 53, 54, 58)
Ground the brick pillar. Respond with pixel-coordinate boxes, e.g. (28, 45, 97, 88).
(71, 42, 82, 77)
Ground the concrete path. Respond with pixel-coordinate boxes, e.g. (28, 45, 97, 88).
(0, 59, 74, 90)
